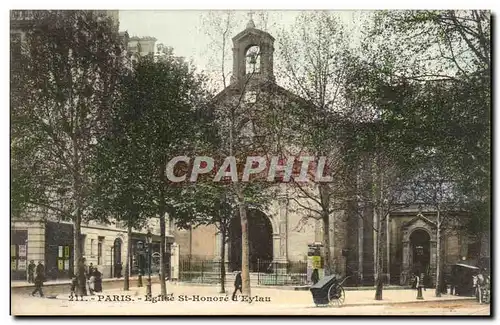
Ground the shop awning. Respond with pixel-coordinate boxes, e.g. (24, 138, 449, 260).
(454, 263, 479, 270)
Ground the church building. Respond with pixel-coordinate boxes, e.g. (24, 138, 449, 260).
(172, 17, 487, 287)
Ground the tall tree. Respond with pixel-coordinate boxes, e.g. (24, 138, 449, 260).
(346, 9, 490, 298)
(89, 67, 158, 290)
(277, 11, 360, 276)
(110, 55, 211, 297)
(11, 10, 125, 295)
(367, 10, 491, 250)
(345, 54, 425, 300)
(202, 11, 283, 296)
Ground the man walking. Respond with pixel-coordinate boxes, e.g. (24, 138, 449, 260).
(27, 260, 35, 283)
(35, 261, 44, 279)
(232, 271, 242, 301)
(311, 268, 319, 285)
(31, 261, 45, 297)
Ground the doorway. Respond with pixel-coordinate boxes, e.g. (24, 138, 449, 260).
(410, 229, 431, 275)
(113, 238, 122, 277)
(229, 209, 273, 272)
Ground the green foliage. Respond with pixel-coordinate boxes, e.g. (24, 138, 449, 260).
(90, 54, 212, 226)
(348, 10, 490, 236)
(11, 10, 125, 222)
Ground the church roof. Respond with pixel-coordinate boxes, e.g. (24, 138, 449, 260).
(402, 213, 437, 229)
(232, 27, 275, 43)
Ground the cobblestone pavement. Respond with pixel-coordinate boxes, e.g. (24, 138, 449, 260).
(11, 283, 489, 316)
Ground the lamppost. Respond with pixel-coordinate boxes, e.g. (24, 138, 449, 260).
(416, 272, 424, 300)
(146, 230, 152, 297)
(137, 241, 143, 287)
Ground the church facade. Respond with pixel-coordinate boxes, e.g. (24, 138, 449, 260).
(172, 19, 488, 286)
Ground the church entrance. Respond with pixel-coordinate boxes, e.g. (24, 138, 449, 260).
(229, 209, 273, 272)
(410, 229, 431, 275)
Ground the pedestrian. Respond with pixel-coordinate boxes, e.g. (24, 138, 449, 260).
(88, 262, 94, 276)
(410, 273, 417, 289)
(311, 268, 319, 285)
(27, 260, 35, 284)
(232, 270, 242, 301)
(476, 269, 486, 303)
(86, 262, 94, 293)
(31, 261, 45, 297)
(93, 268, 102, 293)
(70, 276, 78, 296)
(450, 267, 457, 295)
(35, 261, 45, 279)
(115, 262, 122, 278)
(473, 273, 479, 299)
(88, 270, 96, 295)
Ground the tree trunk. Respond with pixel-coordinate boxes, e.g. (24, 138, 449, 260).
(72, 135, 85, 295)
(322, 212, 332, 276)
(220, 230, 226, 293)
(435, 211, 442, 297)
(319, 184, 332, 276)
(159, 215, 167, 296)
(159, 161, 168, 297)
(124, 223, 132, 291)
(73, 215, 85, 296)
(237, 187, 250, 296)
(375, 214, 384, 300)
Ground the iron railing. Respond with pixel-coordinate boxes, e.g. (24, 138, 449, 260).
(178, 259, 309, 286)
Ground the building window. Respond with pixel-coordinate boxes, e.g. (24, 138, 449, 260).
(97, 237, 104, 265)
(90, 239, 95, 257)
(80, 234, 86, 256)
(467, 242, 480, 259)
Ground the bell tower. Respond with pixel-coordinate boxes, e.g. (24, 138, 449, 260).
(230, 14, 275, 85)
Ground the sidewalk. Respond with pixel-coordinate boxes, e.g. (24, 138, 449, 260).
(11, 276, 141, 288)
(53, 282, 475, 307)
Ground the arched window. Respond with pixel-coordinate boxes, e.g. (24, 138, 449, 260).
(246, 45, 260, 74)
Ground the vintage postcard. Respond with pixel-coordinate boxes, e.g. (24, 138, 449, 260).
(10, 9, 491, 316)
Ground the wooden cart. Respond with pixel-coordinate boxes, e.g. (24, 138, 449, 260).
(310, 274, 349, 307)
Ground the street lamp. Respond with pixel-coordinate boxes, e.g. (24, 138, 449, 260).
(146, 230, 153, 297)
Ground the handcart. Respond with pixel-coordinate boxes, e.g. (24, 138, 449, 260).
(310, 274, 349, 307)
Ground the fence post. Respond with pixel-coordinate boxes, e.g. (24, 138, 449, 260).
(274, 261, 278, 286)
(201, 260, 204, 283)
(257, 259, 260, 285)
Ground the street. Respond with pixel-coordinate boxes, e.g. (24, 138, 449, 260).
(11, 283, 490, 316)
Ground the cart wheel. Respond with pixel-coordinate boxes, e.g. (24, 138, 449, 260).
(328, 284, 345, 307)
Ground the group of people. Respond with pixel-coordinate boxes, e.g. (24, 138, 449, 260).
(473, 269, 490, 304)
(29, 260, 46, 297)
(28, 258, 104, 297)
(71, 258, 102, 295)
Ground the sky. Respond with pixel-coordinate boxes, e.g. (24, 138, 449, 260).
(118, 11, 299, 73)
(118, 10, 362, 80)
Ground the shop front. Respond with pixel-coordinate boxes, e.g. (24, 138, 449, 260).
(130, 233, 172, 278)
(45, 222, 74, 280)
(11, 230, 28, 280)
